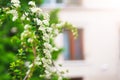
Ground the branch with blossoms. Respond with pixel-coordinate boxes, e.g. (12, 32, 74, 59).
(0, 0, 77, 80)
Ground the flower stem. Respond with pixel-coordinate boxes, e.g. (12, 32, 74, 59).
(23, 45, 36, 80)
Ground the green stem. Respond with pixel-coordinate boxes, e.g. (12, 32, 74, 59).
(23, 45, 36, 80)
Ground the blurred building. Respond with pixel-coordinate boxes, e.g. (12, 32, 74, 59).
(41, 0, 120, 80)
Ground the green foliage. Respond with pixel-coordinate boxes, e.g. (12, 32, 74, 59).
(49, 9, 60, 25)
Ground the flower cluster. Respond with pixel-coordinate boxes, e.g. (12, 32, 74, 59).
(0, 0, 78, 80)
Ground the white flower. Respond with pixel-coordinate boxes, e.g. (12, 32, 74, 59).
(11, 0, 20, 8)
(43, 13, 49, 20)
(35, 62, 41, 66)
(34, 18, 42, 25)
(43, 49, 50, 54)
(42, 20, 49, 26)
(43, 33, 49, 41)
(21, 30, 31, 40)
(45, 52, 52, 59)
(13, 3, 20, 8)
(28, 1, 36, 7)
(44, 43, 52, 49)
(24, 24, 31, 30)
(25, 61, 30, 67)
(38, 26, 45, 31)
(30, 7, 42, 14)
(7, 10, 18, 21)
(46, 28, 52, 33)
(25, 12, 29, 16)
(11, 27, 17, 33)
(28, 64, 33, 68)
(12, 16, 18, 21)
(26, 18, 30, 21)
(28, 38, 34, 43)
(11, 0, 20, 4)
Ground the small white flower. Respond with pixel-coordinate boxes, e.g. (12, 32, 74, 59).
(11, 27, 17, 33)
(12, 16, 18, 21)
(45, 52, 52, 59)
(46, 28, 52, 33)
(38, 26, 45, 31)
(25, 12, 29, 16)
(43, 49, 50, 54)
(43, 13, 49, 20)
(24, 24, 31, 30)
(13, 3, 20, 8)
(43, 33, 49, 41)
(28, 38, 34, 43)
(11, 0, 20, 4)
(30, 7, 42, 14)
(11, 0, 20, 8)
(7, 10, 18, 21)
(28, 64, 33, 68)
(26, 18, 30, 21)
(25, 61, 30, 67)
(28, 1, 36, 7)
(42, 20, 49, 26)
(44, 43, 52, 49)
(34, 18, 42, 25)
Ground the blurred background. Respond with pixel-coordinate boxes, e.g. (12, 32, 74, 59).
(1, 0, 120, 80)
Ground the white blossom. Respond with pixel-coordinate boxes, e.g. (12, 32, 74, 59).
(27, 38, 34, 43)
(7, 10, 18, 21)
(43, 13, 49, 21)
(43, 49, 50, 54)
(44, 43, 52, 49)
(45, 53, 52, 59)
(11, 0, 20, 8)
(42, 20, 49, 26)
(28, 1, 36, 7)
(46, 27, 52, 33)
(38, 26, 45, 31)
(11, 0, 20, 4)
(43, 33, 49, 41)
(25, 61, 30, 67)
(24, 24, 31, 30)
(35, 55, 42, 66)
(11, 27, 17, 33)
(30, 7, 42, 14)
(34, 18, 42, 25)
(21, 30, 31, 40)
(28, 64, 33, 68)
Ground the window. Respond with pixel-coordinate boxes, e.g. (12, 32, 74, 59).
(63, 29, 84, 60)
